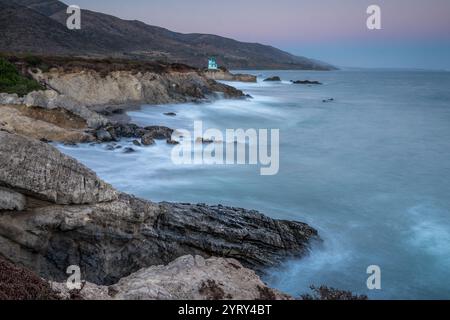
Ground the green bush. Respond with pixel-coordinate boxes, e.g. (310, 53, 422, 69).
(0, 57, 43, 96)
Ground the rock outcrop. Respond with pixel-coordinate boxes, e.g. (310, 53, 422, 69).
(23, 90, 108, 128)
(0, 105, 94, 143)
(29, 68, 244, 107)
(0, 90, 108, 129)
(203, 69, 257, 83)
(0, 132, 319, 286)
(0, 131, 117, 204)
(52, 255, 291, 300)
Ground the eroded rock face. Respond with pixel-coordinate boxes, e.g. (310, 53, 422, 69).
(52, 255, 291, 300)
(0, 105, 94, 143)
(0, 131, 117, 204)
(0, 187, 26, 211)
(23, 90, 108, 128)
(0, 192, 318, 285)
(30, 69, 244, 107)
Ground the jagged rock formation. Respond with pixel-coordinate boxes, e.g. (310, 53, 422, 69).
(0, 131, 117, 204)
(52, 255, 291, 300)
(0, 132, 319, 286)
(0, 104, 95, 143)
(29, 66, 244, 107)
(203, 69, 257, 83)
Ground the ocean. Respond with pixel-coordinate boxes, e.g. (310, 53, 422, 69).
(58, 69, 450, 299)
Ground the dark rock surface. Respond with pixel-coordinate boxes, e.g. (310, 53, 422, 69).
(264, 76, 281, 82)
(291, 80, 322, 85)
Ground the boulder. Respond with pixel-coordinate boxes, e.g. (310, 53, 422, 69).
(95, 128, 113, 142)
(141, 134, 155, 146)
(0, 131, 117, 204)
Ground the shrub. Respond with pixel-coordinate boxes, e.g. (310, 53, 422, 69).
(0, 257, 60, 300)
(0, 57, 43, 96)
(301, 285, 369, 300)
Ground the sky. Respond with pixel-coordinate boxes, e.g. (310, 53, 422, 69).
(64, 0, 450, 69)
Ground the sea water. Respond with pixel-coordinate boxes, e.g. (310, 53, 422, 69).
(58, 69, 450, 299)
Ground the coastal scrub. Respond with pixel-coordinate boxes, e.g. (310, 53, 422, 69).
(0, 57, 43, 96)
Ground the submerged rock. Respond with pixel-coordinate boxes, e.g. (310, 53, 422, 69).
(264, 76, 281, 82)
(291, 80, 322, 85)
(123, 147, 136, 153)
(163, 112, 176, 117)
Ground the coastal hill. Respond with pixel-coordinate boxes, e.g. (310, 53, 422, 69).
(0, 0, 336, 70)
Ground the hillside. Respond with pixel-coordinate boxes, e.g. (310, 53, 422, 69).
(0, 0, 336, 70)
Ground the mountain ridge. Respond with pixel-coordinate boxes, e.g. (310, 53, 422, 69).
(0, 0, 336, 70)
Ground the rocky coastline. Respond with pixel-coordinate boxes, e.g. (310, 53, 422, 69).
(0, 57, 320, 300)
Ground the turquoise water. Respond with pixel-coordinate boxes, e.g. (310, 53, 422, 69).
(58, 70, 450, 299)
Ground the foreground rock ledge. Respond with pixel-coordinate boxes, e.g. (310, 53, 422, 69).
(0, 132, 319, 286)
(52, 255, 291, 300)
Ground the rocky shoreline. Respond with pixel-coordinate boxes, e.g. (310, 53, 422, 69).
(0, 57, 320, 300)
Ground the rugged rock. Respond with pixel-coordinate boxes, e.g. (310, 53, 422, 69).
(0, 105, 94, 143)
(52, 255, 291, 300)
(29, 68, 244, 107)
(0, 187, 26, 211)
(23, 89, 108, 128)
(95, 123, 176, 145)
(0, 192, 318, 285)
(291, 80, 322, 85)
(264, 76, 281, 82)
(95, 128, 113, 142)
(203, 69, 257, 83)
(0, 133, 318, 285)
(0, 131, 117, 204)
(141, 134, 155, 146)
(144, 126, 174, 140)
